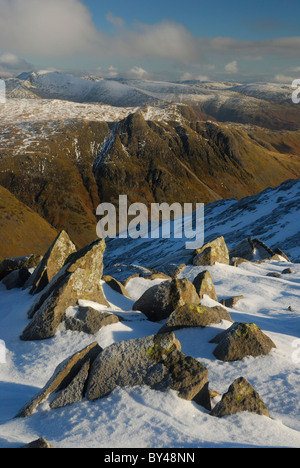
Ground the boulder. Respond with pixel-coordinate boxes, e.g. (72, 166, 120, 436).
(158, 304, 232, 334)
(65, 305, 119, 335)
(282, 267, 294, 274)
(21, 438, 54, 448)
(266, 272, 281, 278)
(229, 237, 281, 263)
(193, 236, 229, 266)
(20, 239, 109, 341)
(193, 270, 218, 302)
(210, 377, 270, 418)
(50, 360, 90, 409)
(86, 333, 211, 409)
(16, 342, 102, 418)
(1, 268, 31, 290)
(24, 230, 76, 294)
(0, 254, 42, 282)
(102, 275, 132, 298)
(210, 322, 276, 362)
(132, 278, 200, 322)
(220, 296, 244, 308)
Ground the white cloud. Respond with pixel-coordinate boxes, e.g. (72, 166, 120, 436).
(106, 12, 125, 28)
(0, 0, 99, 57)
(126, 66, 149, 79)
(225, 60, 239, 73)
(274, 74, 297, 83)
(0, 52, 33, 72)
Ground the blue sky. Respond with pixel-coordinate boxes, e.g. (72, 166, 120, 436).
(0, 0, 299, 82)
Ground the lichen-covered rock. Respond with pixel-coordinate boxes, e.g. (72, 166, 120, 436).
(24, 230, 76, 294)
(193, 270, 218, 301)
(158, 304, 232, 333)
(210, 322, 276, 361)
(86, 333, 211, 409)
(210, 377, 270, 418)
(16, 342, 102, 418)
(132, 278, 200, 322)
(193, 236, 229, 266)
(20, 239, 109, 341)
(65, 305, 119, 335)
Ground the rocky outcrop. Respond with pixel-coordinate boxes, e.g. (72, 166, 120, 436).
(210, 377, 270, 418)
(158, 304, 232, 334)
(24, 230, 77, 294)
(16, 342, 101, 418)
(210, 322, 276, 361)
(193, 237, 229, 266)
(20, 239, 109, 341)
(86, 333, 211, 409)
(65, 305, 119, 335)
(132, 278, 200, 321)
(220, 296, 244, 308)
(192, 270, 218, 302)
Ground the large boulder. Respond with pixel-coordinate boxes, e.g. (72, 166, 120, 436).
(192, 270, 218, 302)
(158, 304, 232, 334)
(16, 342, 101, 417)
(20, 239, 109, 341)
(21, 438, 54, 448)
(86, 333, 211, 409)
(210, 322, 276, 361)
(132, 278, 200, 322)
(24, 230, 76, 294)
(193, 236, 229, 266)
(210, 377, 270, 418)
(102, 275, 132, 299)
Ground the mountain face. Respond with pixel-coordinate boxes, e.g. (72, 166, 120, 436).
(0, 71, 300, 258)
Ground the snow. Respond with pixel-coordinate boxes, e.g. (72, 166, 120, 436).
(0, 254, 300, 448)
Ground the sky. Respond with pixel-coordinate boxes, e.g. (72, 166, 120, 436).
(0, 0, 299, 82)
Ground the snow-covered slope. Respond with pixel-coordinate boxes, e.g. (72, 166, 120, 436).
(103, 178, 300, 281)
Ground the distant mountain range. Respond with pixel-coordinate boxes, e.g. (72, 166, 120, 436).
(0, 71, 299, 259)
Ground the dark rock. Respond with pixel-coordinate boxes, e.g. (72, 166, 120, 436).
(220, 296, 244, 308)
(132, 278, 200, 322)
(193, 270, 218, 302)
(50, 360, 90, 409)
(158, 304, 232, 334)
(0, 254, 42, 281)
(65, 305, 119, 334)
(1, 268, 31, 290)
(282, 267, 294, 274)
(210, 377, 270, 418)
(210, 322, 276, 361)
(16, 342, 102, 418)
(266, 272, 281, 278)
(86, 333, 211, 409)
